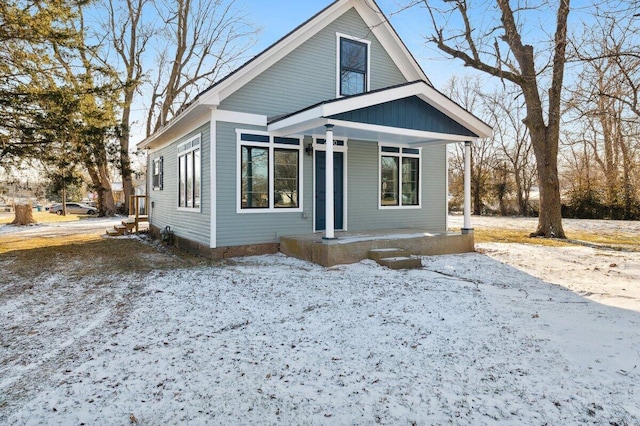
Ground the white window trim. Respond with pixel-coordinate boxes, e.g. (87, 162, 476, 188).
(177, 133, 202, 212)
(311, 137, 348, 233)
(236, 129, 304, 214)
(336, 32, 371, 98)
(378, 142, 422, 210)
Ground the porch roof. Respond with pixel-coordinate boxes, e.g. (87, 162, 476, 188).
(267, 80, 493, 145)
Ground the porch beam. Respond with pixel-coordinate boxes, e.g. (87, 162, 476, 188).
(324, 124, 336, 240)
(462, 141, 473, 234)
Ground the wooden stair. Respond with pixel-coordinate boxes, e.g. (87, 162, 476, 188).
(368, 248, 422, 270)
(105, 219, 137, 237)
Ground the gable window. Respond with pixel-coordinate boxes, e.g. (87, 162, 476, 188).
(338, 35, 369, 96)
(152, 156, 163, 191)
(380, 145, 421, 208)
(177, 135, 201, 210)
(238, 132, 302, 212)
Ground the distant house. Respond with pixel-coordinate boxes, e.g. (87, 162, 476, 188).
(137, 0, 491, 264)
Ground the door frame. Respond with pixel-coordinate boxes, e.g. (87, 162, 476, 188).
(312, 137, 348, 233)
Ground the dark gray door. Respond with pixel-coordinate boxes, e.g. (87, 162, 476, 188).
(315, 151, 344, 231)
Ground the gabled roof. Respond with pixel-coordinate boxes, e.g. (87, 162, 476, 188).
(138, 0, 430, 150)
(268, 80, 493, 144)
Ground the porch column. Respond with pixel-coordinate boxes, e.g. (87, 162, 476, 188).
(324, 124, 336, 240)
(462, 140, 473, 233)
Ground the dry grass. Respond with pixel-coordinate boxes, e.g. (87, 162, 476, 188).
(470, 227, 639, 251)
(0, 232, 210, 288)
(566, 231, 640, 249)
(0, 232, 102, 254)
(0, 211, 83, 225)
(472, 228, 574, 246)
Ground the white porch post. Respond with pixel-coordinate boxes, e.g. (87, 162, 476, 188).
(462, 140, 473, 233)
(324, 124, 336, 240)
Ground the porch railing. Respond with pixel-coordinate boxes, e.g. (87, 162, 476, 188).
(129, 195, 148, 233)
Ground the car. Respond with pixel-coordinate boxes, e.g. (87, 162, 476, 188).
(49, 202, 98, 215)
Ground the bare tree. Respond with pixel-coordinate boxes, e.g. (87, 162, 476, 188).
(445, 76, 497, 215)
(565, 7, 640, 219)
(415, 0, 571, 237)
(104, 0, 155, 213)
(146, 0, 258, 136)
(483, 88, 536, 216)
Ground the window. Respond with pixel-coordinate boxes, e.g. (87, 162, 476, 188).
(241, 146, 269, 208)
(238, 132, 302, 212)
(177, 135, 201, 209)
(338, 36, 369, 96)
(380, 146, 420, 207)
(152, 156, 163, 191)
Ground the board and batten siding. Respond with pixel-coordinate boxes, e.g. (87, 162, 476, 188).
(215, 121, 314, 247)
(347, 140, 447, 232)
(147, 123, 211, 247)
(219, 7, 407, 117)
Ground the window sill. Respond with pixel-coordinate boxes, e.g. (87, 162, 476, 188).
(378, 205, 422, 210)
(237, 207, 303, 214)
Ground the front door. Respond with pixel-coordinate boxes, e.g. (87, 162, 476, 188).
(315, 151, 344, 231)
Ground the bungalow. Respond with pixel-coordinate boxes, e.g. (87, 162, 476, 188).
(137, 0, 492, 266)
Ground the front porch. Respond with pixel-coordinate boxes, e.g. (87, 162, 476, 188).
(280, 228, 474, 267)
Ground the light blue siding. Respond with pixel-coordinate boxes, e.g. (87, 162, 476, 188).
(148, 123, 211, 247)
(346, 140, 447, 232)
(219, 7, 407, 116)
(215, 122, 314, 246)
(150, 5, 450, 249)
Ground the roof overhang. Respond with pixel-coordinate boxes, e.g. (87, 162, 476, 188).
(268, 81, 493, 145)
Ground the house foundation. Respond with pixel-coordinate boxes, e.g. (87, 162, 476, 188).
(280, 229, 474, 267)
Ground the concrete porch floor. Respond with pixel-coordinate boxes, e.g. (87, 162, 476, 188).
(280, 229, 474, 267)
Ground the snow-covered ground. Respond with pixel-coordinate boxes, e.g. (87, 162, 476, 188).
(1, 217, 639, 424)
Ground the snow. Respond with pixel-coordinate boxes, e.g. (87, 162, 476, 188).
(1, 217, 639, 424)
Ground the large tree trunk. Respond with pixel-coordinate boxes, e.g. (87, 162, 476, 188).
(87, 162, 117, 216)
(529, 125, 566, 238)
(11, 204, 35, 225)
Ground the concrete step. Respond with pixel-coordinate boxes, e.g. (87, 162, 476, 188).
(377, 256, 422, 270)
(368, 248, 410, 261)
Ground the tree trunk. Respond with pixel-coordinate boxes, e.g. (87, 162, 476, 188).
(11, 204, 35, 225)
(530, 127, 566, 238)
(119, 104, 135, 213)
(86, 163, 117, 216)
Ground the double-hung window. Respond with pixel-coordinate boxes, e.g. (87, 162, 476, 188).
(338, 35, 370, 96)
(238, 132, 302, 212)
(177, 135, 201, 210)
(379, 145, 421, 208)
(152, 156, 163, 191)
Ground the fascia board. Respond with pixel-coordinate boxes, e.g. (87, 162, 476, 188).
(268, 106, 327, 132)
(137, 103, 210, 150)
(268, 117, 328, 137)
(322, 82, 423, 116)
(354, 1, 429, 84)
